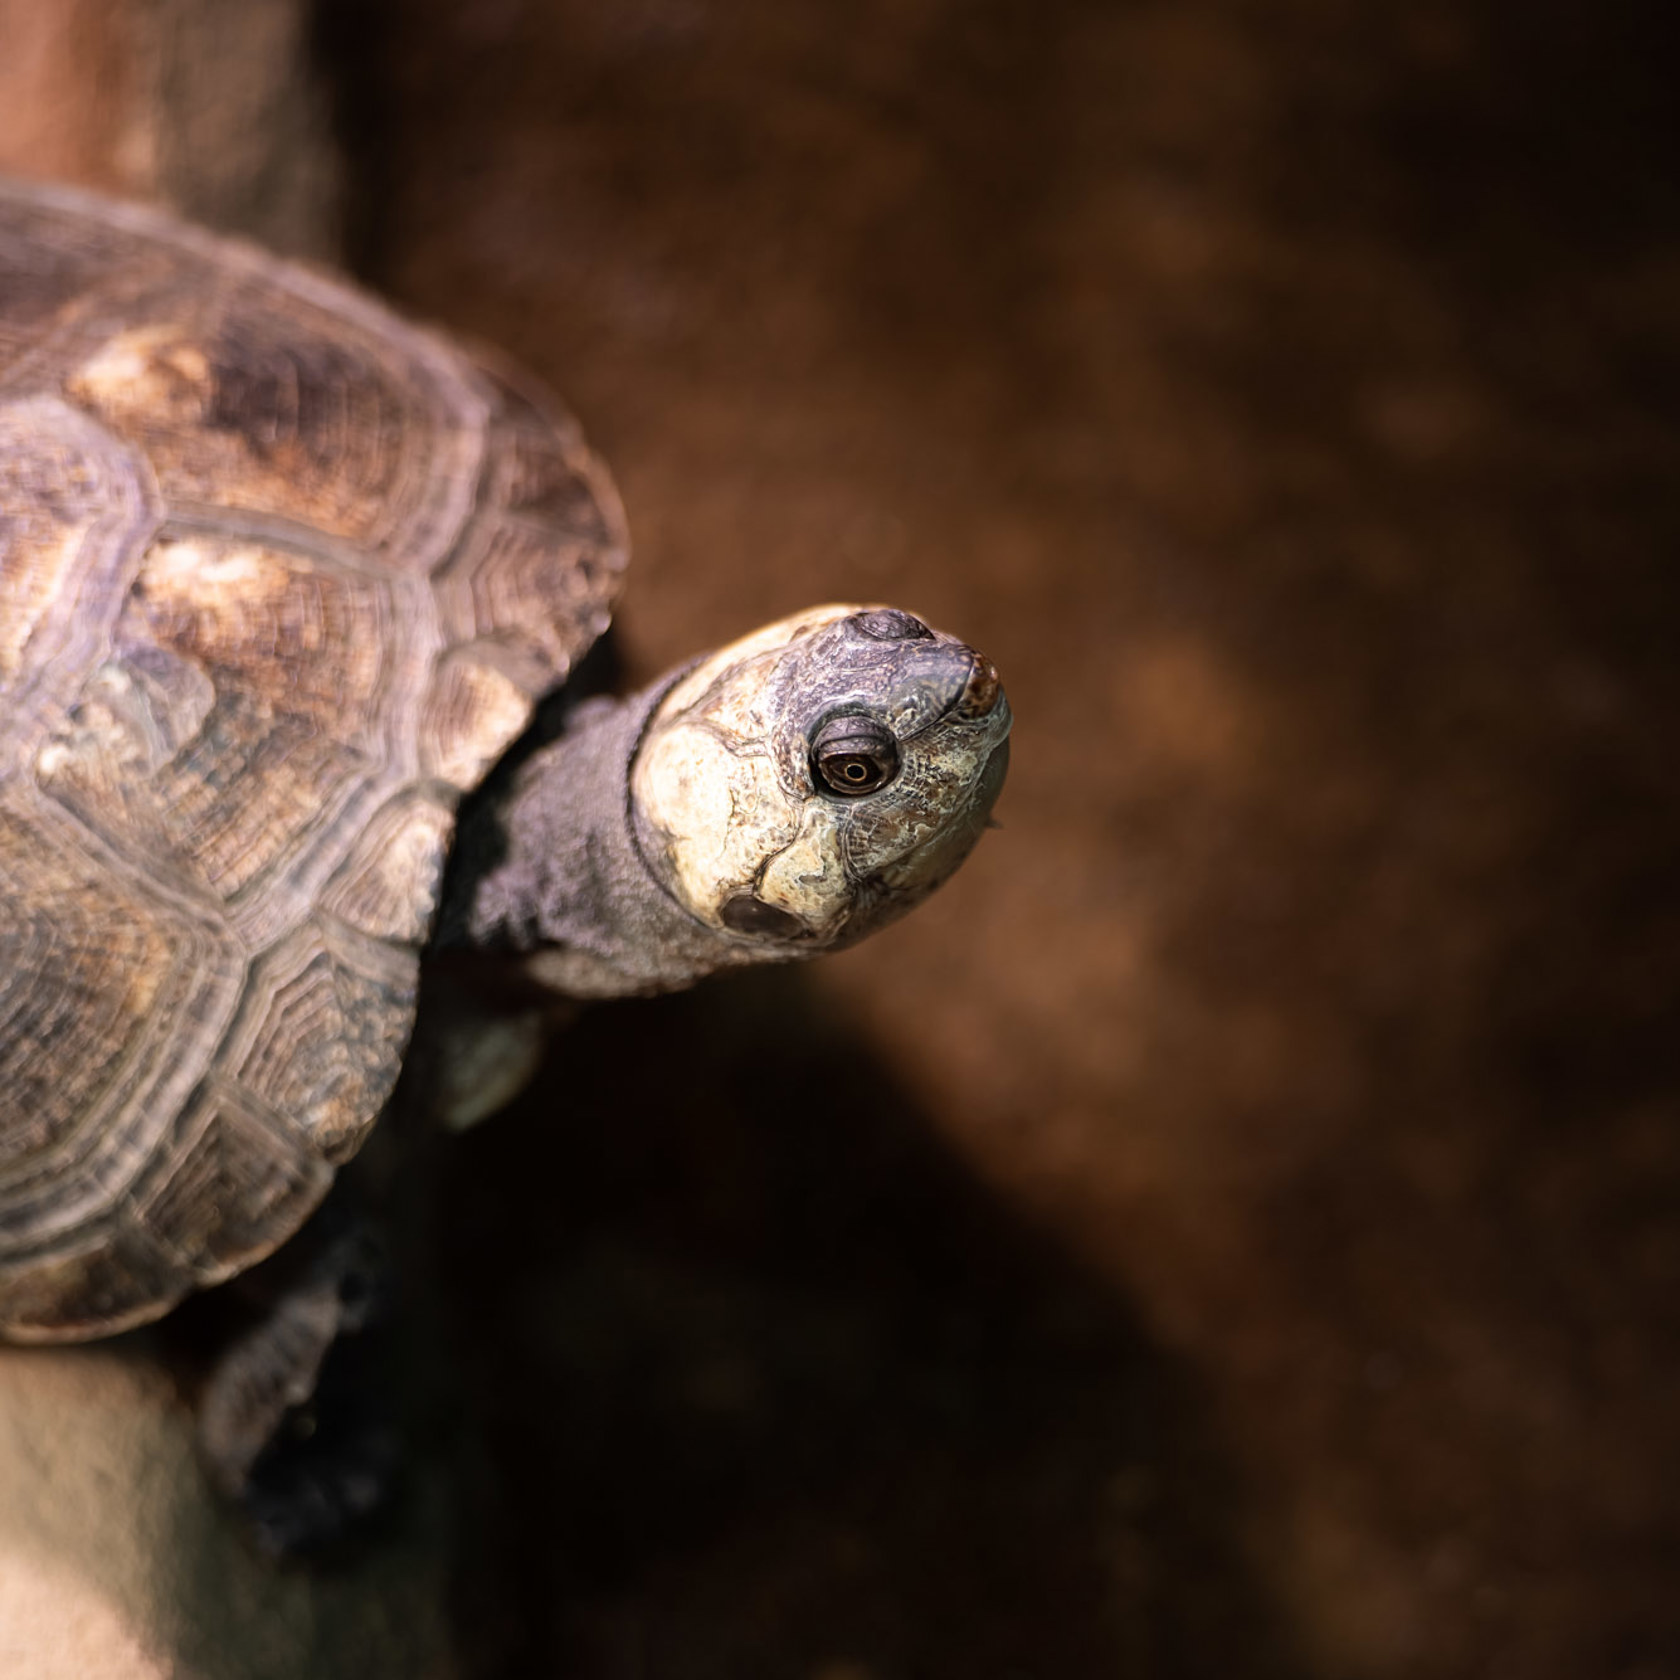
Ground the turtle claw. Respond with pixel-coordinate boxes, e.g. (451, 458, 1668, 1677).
(235, 1386, 403, 1560)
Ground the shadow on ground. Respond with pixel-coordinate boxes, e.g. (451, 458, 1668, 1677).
(438, 971, 1305, 1680)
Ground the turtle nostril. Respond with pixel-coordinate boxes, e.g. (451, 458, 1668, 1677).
(854, 608, 934, 642)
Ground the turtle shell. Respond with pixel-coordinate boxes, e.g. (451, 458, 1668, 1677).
(0, 179, 627, 1339)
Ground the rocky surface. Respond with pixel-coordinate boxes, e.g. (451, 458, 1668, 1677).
(0, 1340, 450, 1680)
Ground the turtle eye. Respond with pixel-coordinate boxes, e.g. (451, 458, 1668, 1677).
(812, 715, 899, 796)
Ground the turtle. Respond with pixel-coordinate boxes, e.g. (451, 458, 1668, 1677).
(0, 177, 1011, 1544)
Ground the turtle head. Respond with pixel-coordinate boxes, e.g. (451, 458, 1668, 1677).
(630, 604, 1011, 952)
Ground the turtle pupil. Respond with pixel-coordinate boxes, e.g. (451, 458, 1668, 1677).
(825, 751, 883, 791)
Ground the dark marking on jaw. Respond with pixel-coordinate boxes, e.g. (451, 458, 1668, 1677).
(720, 892, 808, 939)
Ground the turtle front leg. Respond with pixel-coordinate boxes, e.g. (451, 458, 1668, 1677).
(182, 1180, 404, 1557)
(404, 960, 579, 1131)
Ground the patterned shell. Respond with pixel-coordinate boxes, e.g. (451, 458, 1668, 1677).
(0, 179, 626, 1340)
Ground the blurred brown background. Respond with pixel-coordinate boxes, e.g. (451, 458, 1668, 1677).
(5, 0, 1678, 1676)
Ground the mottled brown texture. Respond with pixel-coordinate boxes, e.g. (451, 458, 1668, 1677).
(0, 179, 625, 1338)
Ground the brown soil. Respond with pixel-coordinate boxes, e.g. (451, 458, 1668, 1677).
(327, 1, 1679, 1675)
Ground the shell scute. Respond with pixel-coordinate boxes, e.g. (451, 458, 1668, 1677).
(0, 1219, 183, 1343)
(117, 533, 403, 912)
(0, 198, 174, 382)
(0, 397, 158, 749)
(419, 650, 535, 790)
(0, 792, 246, 1242)
(224, 921, 417, 1166)
(132, 1085, 333, 1287)
(321, 790, 456, 947)
(64, 297, 487, 571)
(427, 360, 628, 727)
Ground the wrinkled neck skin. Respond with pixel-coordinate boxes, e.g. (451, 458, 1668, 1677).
(436, 680, 783, 998)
